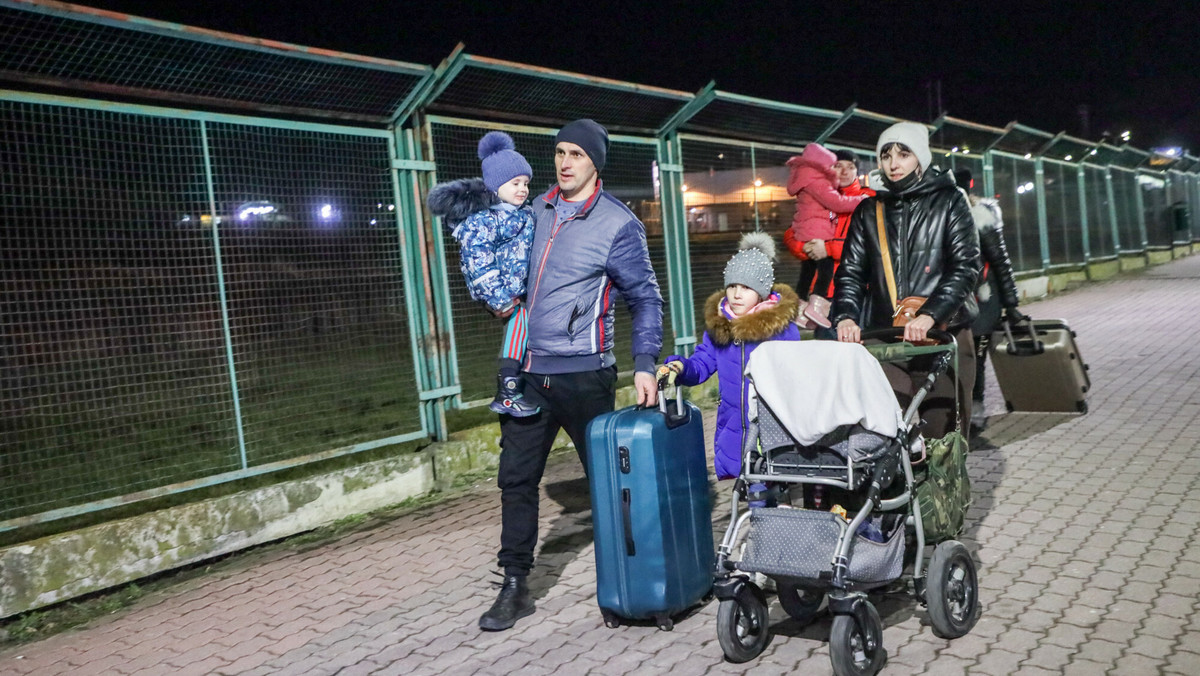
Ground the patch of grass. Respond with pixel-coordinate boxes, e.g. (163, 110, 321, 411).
(0, 583, 145, 647)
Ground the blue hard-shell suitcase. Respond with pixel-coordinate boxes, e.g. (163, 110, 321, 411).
(586, 390, 714, 631)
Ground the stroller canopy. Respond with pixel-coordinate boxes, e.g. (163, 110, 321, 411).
(747, 341, 903, 446)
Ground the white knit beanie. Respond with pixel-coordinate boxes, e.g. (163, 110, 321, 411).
(876, 122, 932, 171)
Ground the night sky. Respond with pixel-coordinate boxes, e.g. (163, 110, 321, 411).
(81, 0, 1200, 151)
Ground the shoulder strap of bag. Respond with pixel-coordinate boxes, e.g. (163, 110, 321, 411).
(876, 200, 898, 311)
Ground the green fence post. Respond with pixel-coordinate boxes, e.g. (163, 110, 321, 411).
(1077, 165, 1091, 261)
(412, 117, 461, 417)
(656, 132, 697, 357)
(983, 151, 995, 200)
(1035, 157, 1051, 269)
(750, 144, 761, 232)
(1133, 171, 1149, 250)
(199, 120, 249, 470)
(1105, 168, 1122, 252)
(388, 126, 452, 441)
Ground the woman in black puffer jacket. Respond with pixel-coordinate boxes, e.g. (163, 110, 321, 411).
(832, 122, 981, 437)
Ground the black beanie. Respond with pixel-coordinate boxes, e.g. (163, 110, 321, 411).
(834, 149, 859, 164)
(555, 119, 609, 172)
(954, 168, 973, 191)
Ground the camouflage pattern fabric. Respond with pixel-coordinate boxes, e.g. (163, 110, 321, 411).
(915, 431, 971, 542)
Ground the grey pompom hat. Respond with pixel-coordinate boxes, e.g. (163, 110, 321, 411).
(723, 231, 777, 299)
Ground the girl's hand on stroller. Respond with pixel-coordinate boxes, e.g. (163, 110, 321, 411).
(837, 318, 861, 343)
(665, 360, 684, 374)
(903, 314, 935, 344)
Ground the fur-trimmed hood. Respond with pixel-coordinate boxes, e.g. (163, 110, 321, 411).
(426, 177, 499, 229)
(704, 284, 800, 346)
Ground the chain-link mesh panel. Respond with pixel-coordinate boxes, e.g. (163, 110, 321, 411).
(940, 155, 983, 187)
(1139, 172, 1170, 247)
(680, 138, 804, 342)
(1111, 168, 1142, 250)
(932, 122, 1002, 156)
(429, 62, 687, 133)
(0, 101, 237, 520)
(682, 99, 838, 146)
(1043, 161, 1084, 265)
(205, 123, 420, 465)
(994, 127, 1053, 156)
(992, 154, 1042, 272)
(1084, 165, 1116, 257)
(824, 112, 898, 151)
(428, 122, 670, 403)
(0, 4, 425, 120)
(1042, 137, 1093, 164)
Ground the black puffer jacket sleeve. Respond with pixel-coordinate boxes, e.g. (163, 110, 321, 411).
(975, 201, 1021, 308)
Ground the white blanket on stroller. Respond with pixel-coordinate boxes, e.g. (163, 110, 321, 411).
(747, 341, 903, 445)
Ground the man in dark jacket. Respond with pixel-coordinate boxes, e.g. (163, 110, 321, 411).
(833, 122, 981, 437)
(479, 119, 664, 632)
(954, 169, 1024, 433)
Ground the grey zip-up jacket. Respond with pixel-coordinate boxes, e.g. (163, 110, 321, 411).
(523, 180, 663, 375)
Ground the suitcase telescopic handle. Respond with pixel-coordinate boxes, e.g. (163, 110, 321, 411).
(656, 369, 689, 427)
(1002, 318, 1044, 356)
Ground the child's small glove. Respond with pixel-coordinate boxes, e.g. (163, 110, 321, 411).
(656, 362, 681, 386)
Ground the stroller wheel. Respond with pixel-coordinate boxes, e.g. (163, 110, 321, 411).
(927, 540, 980, 638)
(777, 581, 825, 625)
(716, 584, 769, 663)
(830, 601, 886, 676)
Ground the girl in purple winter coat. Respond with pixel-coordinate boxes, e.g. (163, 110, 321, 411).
(664, 232, 802, 480)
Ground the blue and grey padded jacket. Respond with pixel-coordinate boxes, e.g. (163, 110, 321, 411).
(523, 181, 663, 375)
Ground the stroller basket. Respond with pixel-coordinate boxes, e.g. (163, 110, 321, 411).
(739, 508, 904, 585)
(758, 402, 892, 488)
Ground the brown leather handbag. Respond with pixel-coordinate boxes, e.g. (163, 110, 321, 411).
(892, 295, 929, 328)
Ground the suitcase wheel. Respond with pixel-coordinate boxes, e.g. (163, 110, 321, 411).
(602, 610, 621, 629)
(1077, 401, 1088, 414)
(1005, 401, 1014, 413)
(655, 614, 674, 632)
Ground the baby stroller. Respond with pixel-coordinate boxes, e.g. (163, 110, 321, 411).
(712, 329, 979, 675)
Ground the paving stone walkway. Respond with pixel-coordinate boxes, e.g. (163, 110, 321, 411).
(5, 256, 1200, 675)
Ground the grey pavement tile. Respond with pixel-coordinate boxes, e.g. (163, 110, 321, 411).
(1022, 643, 1078, 672)
(1164, 649, 1200, 675)
(1074, 636, 1125, 664)
(1112, 652, 1168, 675)
(972, 648, 1027, 675)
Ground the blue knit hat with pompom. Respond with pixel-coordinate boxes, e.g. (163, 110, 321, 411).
(478, 131, 532, 193)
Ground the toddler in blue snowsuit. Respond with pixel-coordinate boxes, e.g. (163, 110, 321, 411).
(427, 131, 538, 416)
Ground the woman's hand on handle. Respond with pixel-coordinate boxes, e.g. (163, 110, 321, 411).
(903, 314, 936, 344)
(837, 318, 861, 344)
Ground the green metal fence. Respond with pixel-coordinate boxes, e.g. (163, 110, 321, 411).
(3, 0, 1199, 530)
